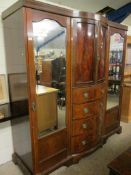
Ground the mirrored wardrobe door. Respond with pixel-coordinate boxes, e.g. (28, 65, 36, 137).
(107, 32, 124, 110)
(31, 11, 69, 137)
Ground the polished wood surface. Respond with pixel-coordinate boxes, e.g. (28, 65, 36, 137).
(73, 101, 100, 119)
(97, 24, 107, 81)
(108, 147, 131, 175)
(38, 129, 67, 162)
(2, 0, 128, 174)
(72, 19, 95, 85)
(105, 106, 119, 135)
(72, 115, 98, 136)
(72, 83, 106, 104)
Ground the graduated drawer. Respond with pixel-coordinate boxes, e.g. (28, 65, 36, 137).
(95, 83, 106, 99)
(71, 134, 94, 153)
(73, 101, 100, 119)
(72, 87, 94, 104)
(72, 116, 98, 136)
(72, 83, 106, 104)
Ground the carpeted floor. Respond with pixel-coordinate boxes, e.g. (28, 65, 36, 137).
(0, 122, 131, 175)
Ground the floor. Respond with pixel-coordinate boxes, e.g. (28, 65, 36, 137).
(0, 122, 131, 175)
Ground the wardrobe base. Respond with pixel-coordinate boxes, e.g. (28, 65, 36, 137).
(12, 153, 32, 175)
(12, 153, 73, 175)
(72, 142, 103, 164)
(102, 126, 122, 144)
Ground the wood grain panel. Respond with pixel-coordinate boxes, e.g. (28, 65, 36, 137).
(97, 25, 107, 81)
(105, 106, 119, 131)
(38, 129, 67, 162)
(72, 83, 106, 104)
(72, 116, 97, 136)
(39, 150, 67, 172)
(71, 134, 94, 153)
(72, 20, 96, 85)
(72, 86, 95, 104)
(73, 101, 100, 119)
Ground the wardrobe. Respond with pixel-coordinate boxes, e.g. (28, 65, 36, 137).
(2, 0, 127, 174)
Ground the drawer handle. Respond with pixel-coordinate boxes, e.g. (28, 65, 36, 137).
(83, 92, 88, 99)
(82, 123, 87, 129)
(82, 123, 88, 129)
(81, 140, 88, 146)
(83, 108, 89, 114)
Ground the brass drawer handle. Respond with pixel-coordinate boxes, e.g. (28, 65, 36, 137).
(82, 123, 88, 129)
(81, 140, 87, 146)
(83, 92, 88, 99)
(83, 107, 89, 114)
(81, 140, 88, 146)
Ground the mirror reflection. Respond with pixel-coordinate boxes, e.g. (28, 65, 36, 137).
(32, 19, 66, 136)
(107, 33, 124, 109)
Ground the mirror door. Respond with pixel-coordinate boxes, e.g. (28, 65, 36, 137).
(107, 32, 124, 110)
(33, 18, 67, 137)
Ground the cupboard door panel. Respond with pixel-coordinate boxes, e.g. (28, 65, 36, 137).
(72, 19, 96, 85)
(97, 25, 107, 81)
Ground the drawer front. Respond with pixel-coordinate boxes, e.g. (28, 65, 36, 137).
(72, 87, 95, 104)
(72, 83, 106, 104)
(94, 83, 106, 99)
(72, 117, 97, 136)
(71, 134, 94, 153)
(73, 101, 100, 119)
(38, 129, 67, 162)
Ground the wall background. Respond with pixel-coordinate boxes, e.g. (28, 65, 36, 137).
(0, 0, 131, 165)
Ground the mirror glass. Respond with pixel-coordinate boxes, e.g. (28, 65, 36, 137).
(107, 33, 124, 110)
(32, 19, 66, 137)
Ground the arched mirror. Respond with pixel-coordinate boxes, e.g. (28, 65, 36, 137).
(107, 33, 124, 109)
(32, 19, 66, 137)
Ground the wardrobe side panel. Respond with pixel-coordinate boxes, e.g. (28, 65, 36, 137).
(3, 8, 33, 172)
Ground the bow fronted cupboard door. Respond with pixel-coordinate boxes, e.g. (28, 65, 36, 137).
(71, 18, 107, 154)
(72, 18, 107, 85)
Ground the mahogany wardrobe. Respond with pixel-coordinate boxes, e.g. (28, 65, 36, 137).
(2, 0, 127, 174)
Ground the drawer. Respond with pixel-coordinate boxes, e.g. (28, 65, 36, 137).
(71, 134, 93, 153)
(73, 101, 100, 119)
(72, 117, 97, 136)
(72, 83, 106, 104)
(72, 87, 95, 104)
(94, 83, 106, 99)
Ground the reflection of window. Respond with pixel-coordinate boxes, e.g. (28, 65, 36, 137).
(110, 33, 124, 51)
(33, 19, 66, 56)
